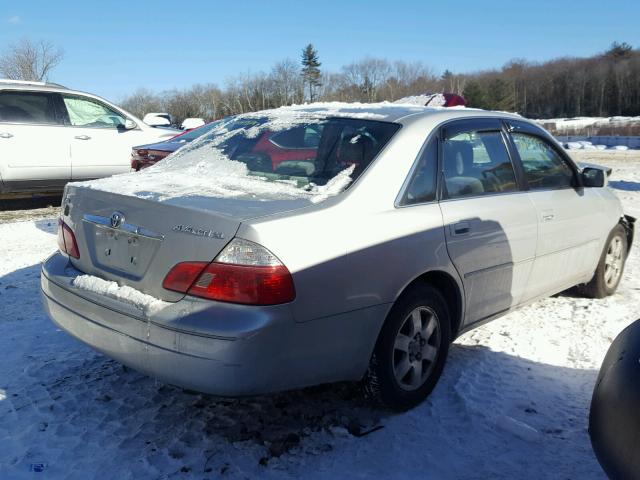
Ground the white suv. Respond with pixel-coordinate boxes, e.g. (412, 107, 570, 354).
(0, 80, 179, 196)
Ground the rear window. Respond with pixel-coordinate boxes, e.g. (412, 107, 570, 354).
(172, 115, 400, 189)
(81, 112, 401, 204)
(0, 91, 60, 124)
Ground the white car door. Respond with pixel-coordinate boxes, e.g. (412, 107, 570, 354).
(60, 94, 156, 180)
(437, 119, 538, 325)
(0, 90, 70, 190)
(507, 123, 606, 299)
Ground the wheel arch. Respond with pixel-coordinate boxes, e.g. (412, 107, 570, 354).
(620, 215, 635, 256)
(396, 269, 465, 341)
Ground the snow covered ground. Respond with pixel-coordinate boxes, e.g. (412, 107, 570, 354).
(1, 150, 639, 479)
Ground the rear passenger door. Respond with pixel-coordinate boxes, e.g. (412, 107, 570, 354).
(438, 119, 538, 324)
(506, 121, 604, 299)
(0, 90, 70, 189)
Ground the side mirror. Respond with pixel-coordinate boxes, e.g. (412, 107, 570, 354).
(582, 167, 605, 188)
(123, 119, 137, 130)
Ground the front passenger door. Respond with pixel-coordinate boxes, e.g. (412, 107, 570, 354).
(508, 126, 605, 299)
(438, 119, 538, 325)
(61, 94, 141, 180)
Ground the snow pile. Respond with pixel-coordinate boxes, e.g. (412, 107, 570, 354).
(79, 153, 356, 205)
(309, 165, 355, 203)
(537, 116, 640, 131)
(564, 140, 629, 151)
(394, 93, 449, 107)
(272, 101, 427, 119)
(72, 274, 169, 315)
(565, 141, 599, 150)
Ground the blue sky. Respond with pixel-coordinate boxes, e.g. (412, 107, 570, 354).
(2, 0, 639, 102)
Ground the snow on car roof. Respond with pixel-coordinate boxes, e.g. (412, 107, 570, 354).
(266, 101, 469, 123)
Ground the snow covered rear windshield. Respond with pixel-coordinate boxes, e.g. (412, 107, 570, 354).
(175, 115, 400, 188)
(79, 113, 400, 203)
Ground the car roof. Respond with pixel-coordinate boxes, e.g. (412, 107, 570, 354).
(0, 79, 108, 100)
(0, 79, 70, 91)
(254, 102, 524, 125)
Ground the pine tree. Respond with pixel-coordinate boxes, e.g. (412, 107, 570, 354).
(605, 41, 633, 60)
(440, 69, 454, 91)
(301, 44, 321, 102)
(463, 81, 489, 109)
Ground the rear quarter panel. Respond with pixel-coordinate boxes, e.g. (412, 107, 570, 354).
(238, 116, 462, 324)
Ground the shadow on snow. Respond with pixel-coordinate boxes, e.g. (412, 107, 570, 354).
(0, 263, 603, 479)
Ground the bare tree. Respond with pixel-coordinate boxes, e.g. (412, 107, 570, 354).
(271, 59, 303, 106)
(0, 38, 64, 81)
(120, 88, 163, 119)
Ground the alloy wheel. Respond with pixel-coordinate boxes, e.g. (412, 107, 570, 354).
(393, 306, 441, 391)
(604, 235, 624, 288)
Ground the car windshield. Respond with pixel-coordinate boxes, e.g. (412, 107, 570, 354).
(81, 111, 400, 203)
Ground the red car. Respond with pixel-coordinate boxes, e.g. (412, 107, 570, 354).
(132, 120, 320, 172)
(131, 121, 224, 171)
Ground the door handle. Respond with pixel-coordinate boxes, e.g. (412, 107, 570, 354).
(0, 132, 13, 139)
(74, 135, 91, 140)
(451, 221, 471, 236)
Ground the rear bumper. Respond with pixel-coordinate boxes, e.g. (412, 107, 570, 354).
(41, 252, 382, 395)
(42, 252, 301, 396)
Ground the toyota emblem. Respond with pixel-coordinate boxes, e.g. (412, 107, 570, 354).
(110, 211, 125, 229)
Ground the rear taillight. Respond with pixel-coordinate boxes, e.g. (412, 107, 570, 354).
(163, 238, 295, 305)
(162, 261, 208, 292)
(57, 219, 80, 259)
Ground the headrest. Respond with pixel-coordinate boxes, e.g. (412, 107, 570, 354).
(444, 140, 473, 176)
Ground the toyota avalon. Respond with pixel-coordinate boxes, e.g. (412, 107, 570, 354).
(41, 103, 634, 409)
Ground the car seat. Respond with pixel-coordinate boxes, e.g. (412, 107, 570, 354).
(443, 140, 484, 197)
(336, 133, 376, 177)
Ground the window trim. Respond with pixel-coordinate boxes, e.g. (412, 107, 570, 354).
(60, 93, 130, 130)
(395, 116, 537, 208)
(506, 120, 582, 192)
(394, 129, 440, 208)
(438, 118, 524, 202)
(396, 134, 439, 207)
(0, 89, 67, 126)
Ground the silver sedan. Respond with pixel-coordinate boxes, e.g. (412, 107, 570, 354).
(41, 104, 634, 409)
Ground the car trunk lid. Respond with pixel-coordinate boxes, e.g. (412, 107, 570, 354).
(63, 185, 308, 302)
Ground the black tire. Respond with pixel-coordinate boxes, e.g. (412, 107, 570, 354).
(589, 319, 640, 480)
(580, 224, 628, 299)
(363, 284, 451, 411)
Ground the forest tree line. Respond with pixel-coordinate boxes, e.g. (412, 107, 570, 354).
(120, 42, 640, 125)
(1, 39, 637, 125)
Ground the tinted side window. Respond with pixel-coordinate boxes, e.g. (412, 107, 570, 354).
(0, 91, 60, 124)
(62, 95, 126, 128)
(511, 133, 574, 190)
(401, 137, 437, 205)
(443, 130, 517, 199)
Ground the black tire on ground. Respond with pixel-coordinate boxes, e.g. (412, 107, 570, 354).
(580, 224, 628, 299)
(589, 319, 640, 480)
(363, 284, 451, 411)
